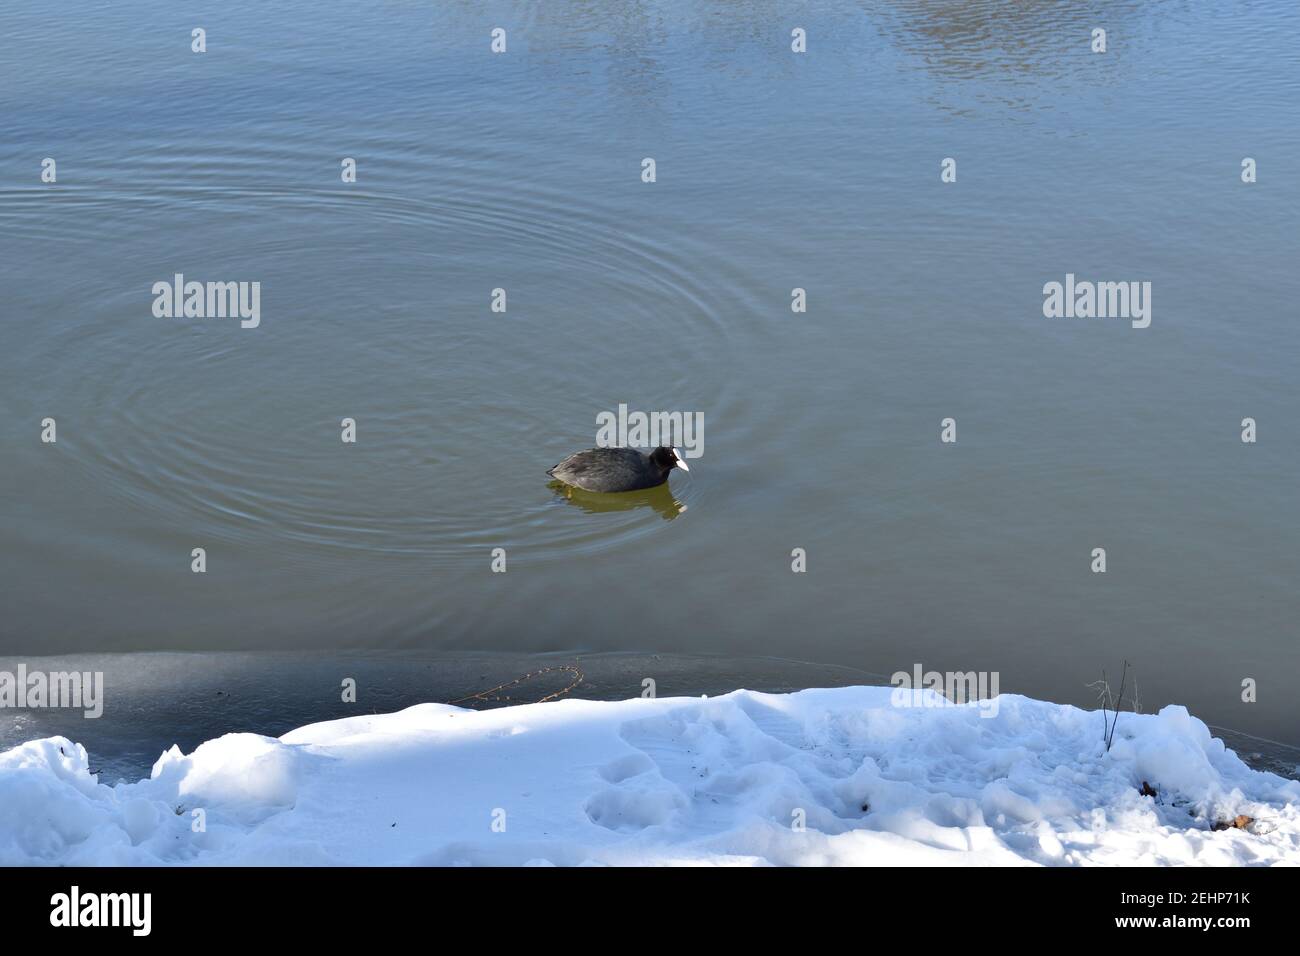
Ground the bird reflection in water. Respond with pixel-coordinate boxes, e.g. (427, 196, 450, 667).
(548, 481, 686, 521)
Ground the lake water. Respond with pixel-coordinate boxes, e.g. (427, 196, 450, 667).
(1, 1, 1298, 762)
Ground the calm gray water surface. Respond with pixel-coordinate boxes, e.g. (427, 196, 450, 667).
(2, 2, 1298, 748)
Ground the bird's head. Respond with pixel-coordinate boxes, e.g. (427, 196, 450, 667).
(650, 446, 690, 473)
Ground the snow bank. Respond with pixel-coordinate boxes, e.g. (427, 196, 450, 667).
(1, 687, 1297, 865)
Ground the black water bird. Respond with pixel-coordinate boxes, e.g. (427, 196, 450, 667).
(546, 446, 690, 493)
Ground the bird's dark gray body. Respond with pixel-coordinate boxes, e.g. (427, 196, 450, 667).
(547, 446, 687, 493)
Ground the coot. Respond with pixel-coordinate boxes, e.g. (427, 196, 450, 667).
(547, 446, 690, 493)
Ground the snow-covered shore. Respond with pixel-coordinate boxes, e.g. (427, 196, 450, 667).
(1, 686, 1297, 866)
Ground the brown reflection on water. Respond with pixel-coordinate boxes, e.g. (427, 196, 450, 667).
(872, 0, 1147, 115)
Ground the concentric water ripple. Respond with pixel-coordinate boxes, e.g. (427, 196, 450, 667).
(4, 138, 764, 567)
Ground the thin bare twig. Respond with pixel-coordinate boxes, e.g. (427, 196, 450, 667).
(448, 664, 585, 707)
(1107, 660, 1129, 751)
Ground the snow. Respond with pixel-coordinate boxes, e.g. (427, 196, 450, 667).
(1, 686, 1297, 866)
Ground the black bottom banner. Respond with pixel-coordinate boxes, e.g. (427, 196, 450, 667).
(0, 864, 1288, 941)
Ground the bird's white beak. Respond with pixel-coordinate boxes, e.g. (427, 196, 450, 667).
(673, 448, 689, 471)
